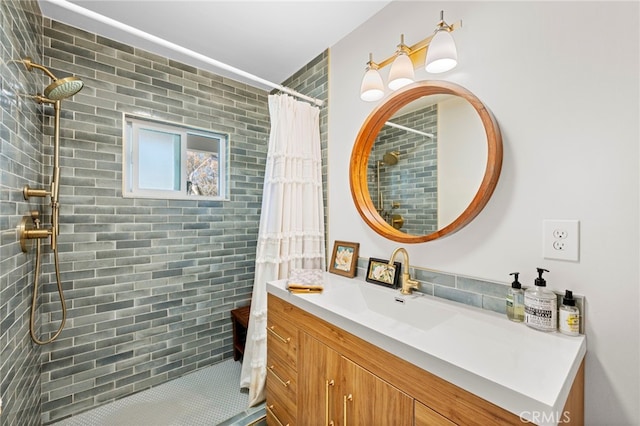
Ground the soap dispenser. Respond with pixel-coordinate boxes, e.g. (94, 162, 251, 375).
(506, 272, 524, 322)
(559, 290, 580, 336)
(524, 268, 557, 332)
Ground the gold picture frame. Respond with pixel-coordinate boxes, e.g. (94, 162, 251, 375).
(329, 241, 359, 278)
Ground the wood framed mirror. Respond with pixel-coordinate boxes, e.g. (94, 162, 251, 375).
(349, 81, 503, 243)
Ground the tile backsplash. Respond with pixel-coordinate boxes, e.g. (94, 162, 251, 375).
(357, 257, 585, 333)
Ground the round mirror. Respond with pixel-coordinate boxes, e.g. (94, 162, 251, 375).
(349, 81, 503, 243)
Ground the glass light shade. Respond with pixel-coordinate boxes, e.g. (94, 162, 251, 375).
(360, 68, 384, 102)
(387, 52, 415, 90)
(425, 29, 457, 73)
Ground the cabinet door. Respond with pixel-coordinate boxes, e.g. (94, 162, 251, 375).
(341, 357, 413, 426)
(298, 332, 341, 426)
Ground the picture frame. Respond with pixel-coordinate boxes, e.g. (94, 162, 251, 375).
(329, 241, 360, 278)
(365, 257, 402, 288)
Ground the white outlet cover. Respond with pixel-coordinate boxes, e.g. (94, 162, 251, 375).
(543, 220, 580, 261)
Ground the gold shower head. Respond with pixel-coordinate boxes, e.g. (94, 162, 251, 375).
(22, 57, 84, 101)
(44, 76, 84, 100)
(382, 151, 399, 166)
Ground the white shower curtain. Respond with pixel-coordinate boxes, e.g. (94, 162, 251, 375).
(240, 94, 325, 405)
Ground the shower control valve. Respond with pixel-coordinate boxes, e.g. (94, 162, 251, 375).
(18, 211, 52, 253)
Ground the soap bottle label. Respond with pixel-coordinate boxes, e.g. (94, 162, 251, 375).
(524, 294, 557, 331)
(559, 309, 580, 336)
(506, 294, 514, 308)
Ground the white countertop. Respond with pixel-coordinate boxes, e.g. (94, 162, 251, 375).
(267, 272, 586, 425)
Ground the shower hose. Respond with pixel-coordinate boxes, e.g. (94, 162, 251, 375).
(30, 218, 67, 345)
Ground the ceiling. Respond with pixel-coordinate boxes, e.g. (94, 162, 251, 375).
(38, 0, 392, 90)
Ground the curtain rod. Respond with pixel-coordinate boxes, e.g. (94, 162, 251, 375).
(385, 121, 434, 138)
(45, 0, 325, 107)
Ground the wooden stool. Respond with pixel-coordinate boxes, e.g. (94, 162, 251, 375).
(230, 305, 251, 361)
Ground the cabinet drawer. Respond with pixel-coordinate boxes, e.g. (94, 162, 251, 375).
(266, 372, 297, 426)
(266, 403, 292, 426)
(266, 358, 297, 399)
(267, 311, 298, 370)
(415, 400, 457, 426)
(268, 343, 296, 379)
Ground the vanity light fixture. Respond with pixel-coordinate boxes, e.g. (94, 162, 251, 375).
(359, 10, 461, 101)
(425, 10, 458, 73)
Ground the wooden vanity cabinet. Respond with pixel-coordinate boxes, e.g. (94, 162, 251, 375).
(298, 332, 412, 426)
(266, 293, 585, 426)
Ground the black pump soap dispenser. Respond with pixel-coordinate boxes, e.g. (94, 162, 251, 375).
(506, 272, 524, 322)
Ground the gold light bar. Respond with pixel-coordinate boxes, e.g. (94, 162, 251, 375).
(368, 19, 462, 71)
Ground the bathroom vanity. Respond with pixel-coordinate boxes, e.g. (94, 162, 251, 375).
(265, 274, 585, 425)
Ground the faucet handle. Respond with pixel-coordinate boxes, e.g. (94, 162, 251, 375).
(406, 277, 419, 289)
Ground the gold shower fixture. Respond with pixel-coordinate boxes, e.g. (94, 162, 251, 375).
(19, 57, 84, 252)
(360, 10, 462, 101)
(17, 57, 83, 345)
(21, 57, 84, 101)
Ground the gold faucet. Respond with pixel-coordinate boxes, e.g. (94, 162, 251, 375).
(389, 247, 419, 295)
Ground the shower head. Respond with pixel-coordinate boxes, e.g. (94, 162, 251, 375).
(21, 57, 84, 101)
(44, 76, 84, 100)
(382, 151, 399, 166)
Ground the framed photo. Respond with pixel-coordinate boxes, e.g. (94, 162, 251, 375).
(329, 241, 359, 278)
(366, 258, 401, 288)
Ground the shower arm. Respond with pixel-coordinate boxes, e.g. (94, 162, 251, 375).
(22, 57, 57, 81)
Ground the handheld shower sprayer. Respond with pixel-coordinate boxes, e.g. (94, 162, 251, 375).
(17, 57, 84, 345)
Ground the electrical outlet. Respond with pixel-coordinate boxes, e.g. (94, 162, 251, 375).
(552, 240, 566, 250)
(543, 220, 580, 261)
(553, 229, 568, 239)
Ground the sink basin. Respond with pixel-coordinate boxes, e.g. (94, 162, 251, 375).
(363, 281, 457, 330)
(322, 279, 458, 332)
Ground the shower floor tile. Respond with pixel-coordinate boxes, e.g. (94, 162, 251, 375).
(51, 358, 264, 426)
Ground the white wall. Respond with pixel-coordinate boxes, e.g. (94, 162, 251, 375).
(328, 2, 639, 424)
(438, 96, 486, 227)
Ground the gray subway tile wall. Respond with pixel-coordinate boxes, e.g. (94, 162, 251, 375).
(1, 1, 45, 425)
(41, 20, 295, 421)
(37, 18, 271, 420)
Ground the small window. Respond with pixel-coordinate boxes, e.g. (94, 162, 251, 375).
(123, 115, 228, 200)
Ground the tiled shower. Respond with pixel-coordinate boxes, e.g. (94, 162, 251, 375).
(0, 1, 328, 424)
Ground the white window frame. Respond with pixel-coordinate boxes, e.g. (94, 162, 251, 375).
(123, 114, 229, 201)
